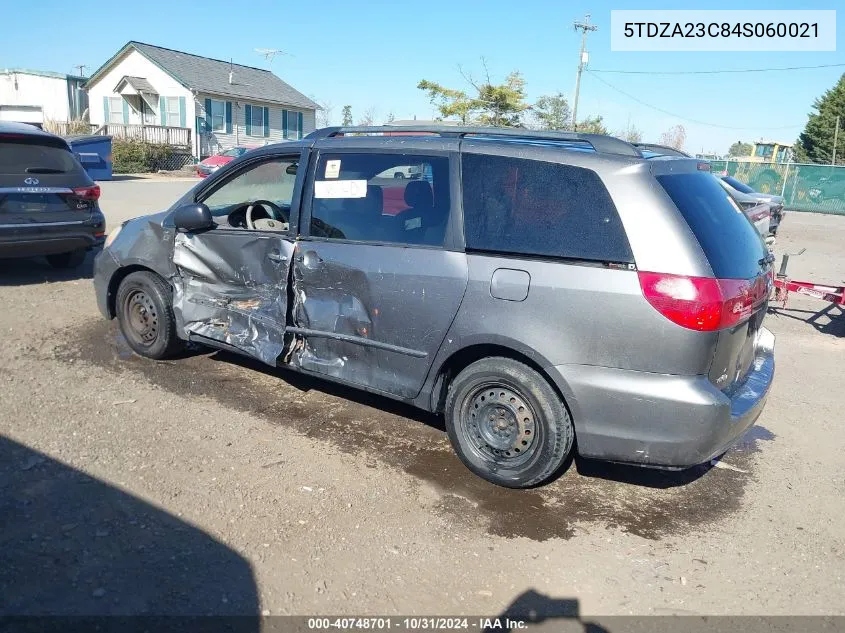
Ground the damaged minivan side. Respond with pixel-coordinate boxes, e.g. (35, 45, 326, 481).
(94, 126, 775, 489)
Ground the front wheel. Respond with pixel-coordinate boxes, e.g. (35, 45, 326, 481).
(115, 271, 184, 359)
(445, 357, 574, 488)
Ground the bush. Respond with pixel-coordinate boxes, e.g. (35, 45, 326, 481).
(112, 139, 178, 173)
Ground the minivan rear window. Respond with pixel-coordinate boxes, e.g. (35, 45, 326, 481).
(0, 140, 79, 175)
(461, 154, 633, 263)
(658, 173, 766, 279)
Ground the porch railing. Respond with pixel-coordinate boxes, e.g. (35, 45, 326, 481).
(93, 123, 191, 147)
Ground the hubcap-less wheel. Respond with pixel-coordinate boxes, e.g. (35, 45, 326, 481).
(123, 290, 159, 347)
(461, 383, 537, 465)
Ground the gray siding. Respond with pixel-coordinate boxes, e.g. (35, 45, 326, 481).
(196, 93, 316, 156)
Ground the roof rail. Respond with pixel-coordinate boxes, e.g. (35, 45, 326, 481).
(307, 125, 643, 157)
(633, 143, 693, 158)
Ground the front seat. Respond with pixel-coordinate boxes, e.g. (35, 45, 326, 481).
(342, 185, 386, 241)
(395, 180, 447, 245)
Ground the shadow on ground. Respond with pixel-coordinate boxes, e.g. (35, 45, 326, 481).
(0, 435, 259, 618)
(769, 303, 845, 338)
(0, 250, 97, 286)
(57, 320, 770, 542)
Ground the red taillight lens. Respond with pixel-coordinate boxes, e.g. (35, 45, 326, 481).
(748, 208, 771, 222)
(638, 272, 767, 332)
(72, 184, 100, 201)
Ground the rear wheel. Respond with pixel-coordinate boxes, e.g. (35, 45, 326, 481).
(46, 249, 86, 269)
(116, 271, 184, 359)
(445, 357, 574, 488)
(393, 172, 405, 179)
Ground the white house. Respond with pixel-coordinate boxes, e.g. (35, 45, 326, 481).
(0, 69, 88, 126)
(84, 41, 319, 159)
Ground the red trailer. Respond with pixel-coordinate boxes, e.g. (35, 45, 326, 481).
(772, 250, 845, 309)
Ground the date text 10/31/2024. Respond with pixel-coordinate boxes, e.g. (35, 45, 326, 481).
(307, 617, 529, 630)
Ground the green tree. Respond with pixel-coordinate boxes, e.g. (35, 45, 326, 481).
(794, 73, 845, 164)
(533, 93, 571, 131)
(418, 65, 530, 126)
(577, 115, 608, 135)
(727, 141, 753, 158)
(341, 105, 353, 126)
(417, 80, 477, 124)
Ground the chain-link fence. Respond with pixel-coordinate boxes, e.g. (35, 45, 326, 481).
(710, 160, 845, 215)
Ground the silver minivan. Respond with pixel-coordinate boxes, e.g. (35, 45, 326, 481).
(93, 126, 775, 488)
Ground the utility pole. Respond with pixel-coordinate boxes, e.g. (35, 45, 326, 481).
(833, 116, 840, 165)
(571, 13, 598, 131)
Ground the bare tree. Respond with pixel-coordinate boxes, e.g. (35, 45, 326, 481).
(658, 124, 687, 150)
(314, 99, 333, 128)
(357, 107, 376, 126)
(617, 123, 643, 143)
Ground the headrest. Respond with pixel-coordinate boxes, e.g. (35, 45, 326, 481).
(404, 180, 433, 209)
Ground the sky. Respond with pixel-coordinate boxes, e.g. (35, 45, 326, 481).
(2, 0, 843, 154)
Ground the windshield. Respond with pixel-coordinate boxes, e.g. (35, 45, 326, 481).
(658, 173, 766, 279)
(723, 176, 755, 194)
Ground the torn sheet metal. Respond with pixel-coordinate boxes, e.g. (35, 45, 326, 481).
(172, 231, 293, 365)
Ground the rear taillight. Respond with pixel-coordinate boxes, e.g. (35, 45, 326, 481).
(638, 271, 768, 332)
(748, 208, 771, 222)
(72, 184, 100, 201)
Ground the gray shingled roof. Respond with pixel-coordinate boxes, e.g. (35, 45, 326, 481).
(117, 76, 157, 94)
(91, 41, 318, 110)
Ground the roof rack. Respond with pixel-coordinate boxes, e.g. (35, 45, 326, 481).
(633, 143, 692, 158)
(307, 126, 643, 157)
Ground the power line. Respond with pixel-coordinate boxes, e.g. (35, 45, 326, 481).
(585, 70, 804, 131)
(589, 62, 845, 76)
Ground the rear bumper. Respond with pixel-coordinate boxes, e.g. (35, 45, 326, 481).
(548, 327, 775, 468)
(0, 212, 105, 258)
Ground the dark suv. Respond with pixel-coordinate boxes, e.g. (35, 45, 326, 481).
(0, 122, 106, 267)
(93, 126, 775, 488)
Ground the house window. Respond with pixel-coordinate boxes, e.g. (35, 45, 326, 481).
(108, 97, 124, 124)
(165, 97, 181, 128)
(209, 99, 225, 132)
(249, 106, 264, 137)
(286, 111, 300, 139)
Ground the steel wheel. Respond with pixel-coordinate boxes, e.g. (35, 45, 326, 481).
(122, 289, 160, 347)
(460, 381, 539, 466)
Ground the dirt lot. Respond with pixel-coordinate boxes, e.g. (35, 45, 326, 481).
(1, 180, 843, 617)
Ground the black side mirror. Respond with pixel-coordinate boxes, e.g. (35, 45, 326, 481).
(285, 163, 298, 175)
(172, 203, 213, 232)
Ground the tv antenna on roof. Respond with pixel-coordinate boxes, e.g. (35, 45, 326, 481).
(254, 48, 292, 72)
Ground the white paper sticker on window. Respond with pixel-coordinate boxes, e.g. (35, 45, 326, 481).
(314, 179, 367, 199)
(324, 159, 341, 179)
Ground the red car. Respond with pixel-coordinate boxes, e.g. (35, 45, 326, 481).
(196, 146, 254, 178)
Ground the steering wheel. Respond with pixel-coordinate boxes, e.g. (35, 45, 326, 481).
(246, 200, 287, 230)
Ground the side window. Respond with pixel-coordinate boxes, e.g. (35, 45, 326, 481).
(201, 157, 298, 229)
(309, 153, 450, 246)
(461, 154, 633, 263)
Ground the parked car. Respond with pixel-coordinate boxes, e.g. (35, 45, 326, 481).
(716, 177, 772, 238)
(375, 164, 422, 179)
(722, 175, 785, 235)
(196, 147, 255, 178)
(93, 126, 775, 488)
(0, 121, 105, 268)
(807, 171, 845, 205)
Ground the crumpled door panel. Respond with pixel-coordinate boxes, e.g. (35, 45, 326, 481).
(172, 232, 292, 365)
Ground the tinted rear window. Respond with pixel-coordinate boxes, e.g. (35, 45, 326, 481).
(461, 154, 633, 263)
(0, 140, 80, 175)
(723, 176, 754, 194)
(658, 173, 766, 279)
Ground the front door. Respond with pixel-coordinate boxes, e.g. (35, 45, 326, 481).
(287, 148, 468, 399)
(172, 153, 302, 365)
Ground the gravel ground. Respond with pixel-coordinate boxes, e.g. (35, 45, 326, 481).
(1, 181, 843, 617)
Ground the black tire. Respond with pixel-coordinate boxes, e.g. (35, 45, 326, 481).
(444, 357, 574, 488)
(115, 271, 184, 360)
(393, 172, 405, 179)
(46, 249, 87, 269)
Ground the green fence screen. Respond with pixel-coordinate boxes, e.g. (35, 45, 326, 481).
(709, 160, 845, 215)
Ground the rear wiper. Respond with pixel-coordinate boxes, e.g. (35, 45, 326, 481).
(25, 167, 64, 174)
